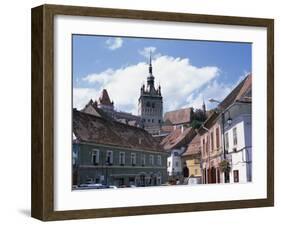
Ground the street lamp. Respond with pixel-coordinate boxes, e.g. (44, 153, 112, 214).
(208, 98, 221, 104)
(208, 98, 232, 125)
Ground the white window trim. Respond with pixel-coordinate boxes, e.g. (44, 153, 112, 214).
(92, 149, 100, 164)
(106, 150, 113, 164)
(131, 153, 136, 165)
(119, 151, 125, 165)
(233, 127, 238, 147)
(141, 154, 146, 166)
(225, 132, 229, 151)
(157, 155, 162, 166)
(149, 154, 154, 165)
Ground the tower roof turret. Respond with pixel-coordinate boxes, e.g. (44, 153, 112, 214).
(98, 89, 114, 106)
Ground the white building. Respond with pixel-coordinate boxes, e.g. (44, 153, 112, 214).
(161, 127, 196, 177)
(167, 148, 185, 176)
(223, 101, 252, 183)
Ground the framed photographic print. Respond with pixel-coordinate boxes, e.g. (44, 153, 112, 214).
(31, 4, 274, 221)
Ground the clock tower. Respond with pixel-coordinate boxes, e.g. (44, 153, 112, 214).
(138, 54, 163, 135)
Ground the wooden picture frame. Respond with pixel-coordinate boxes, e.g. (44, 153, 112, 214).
(31, 4, 274, 221)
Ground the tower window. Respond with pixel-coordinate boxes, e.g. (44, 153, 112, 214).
(152, 119, 154, 123)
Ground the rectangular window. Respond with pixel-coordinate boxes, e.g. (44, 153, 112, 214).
(106, 150, 113, 165)
(225, 132, 229, 152)
(233, 127, 238, 146)
(233, 170, 239, 183)
(206, 135, 209, 152)
(175, 161, 179, 167)
(157, 155, 162, 166)
(211, 131, 214, 151)
(216, 127, 220, 149)
(131, 153, 136, 166)
(119, 152, 125, 165)
(149, 155, 154, 165)
(141, 154, 146, 166)
(92, 149, 99, 165)
(168, 161, 171, 167)
(202, 138, 205, 156)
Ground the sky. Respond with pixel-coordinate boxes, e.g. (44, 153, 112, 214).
(72, 35, 251, 115)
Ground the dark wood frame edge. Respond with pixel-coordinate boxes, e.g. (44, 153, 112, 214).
(31, 4, 274, 221)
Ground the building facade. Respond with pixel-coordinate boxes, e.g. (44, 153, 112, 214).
(181, 134, 202, 182)
(223, 103, 252, 183)
(167, 149, 186, 177)
(221, 76, 252, 183)
(199, 114, 223, 184)
(161, 127, 196, 180)
(198, 74, 252, 184)
(72, 109, 168, 188)
(138, 55, 163, 135)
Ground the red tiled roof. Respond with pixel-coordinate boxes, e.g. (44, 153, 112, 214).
(81, 99, 110, 119)
(182, 134, 201, 156)
(164, 108, 193, 125)
(73, 109, 163, 152)
(161, 125, 174, 133)
(160, 127, 196, 151)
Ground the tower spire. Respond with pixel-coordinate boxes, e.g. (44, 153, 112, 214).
(202, 96, 206, 115)
(149, 50, 153, 75)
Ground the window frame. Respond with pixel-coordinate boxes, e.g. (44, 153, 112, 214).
(233, 127, 238, 146)
(131, 152, 136, 166)
(216, 127, 220, 149)
(157, 155, 162, 166)
(141, 154, 146, 166)
(225, 132, 229, 152)
(106, 150, 113, 165)
(91, 149, 99, 165)
(149, 154, 154, 165)
(233, 170, 239, 183)
(119, 151, 125, 165)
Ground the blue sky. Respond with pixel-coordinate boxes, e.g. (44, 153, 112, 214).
(72, 34, 251, 114)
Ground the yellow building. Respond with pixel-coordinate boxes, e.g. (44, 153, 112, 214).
(182, 134, 201, 178)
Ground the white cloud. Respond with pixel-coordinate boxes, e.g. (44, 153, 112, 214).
(139, 46, 157, 59)
(73, 88, 100, 110)
(105, 37, 123, 50)
(184, 80, 234, 110)
(77, 55, 222, 115)
(83, 68, 115, 85)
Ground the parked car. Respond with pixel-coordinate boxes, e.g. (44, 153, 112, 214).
(108, 185, 118, 189)
(79, 183, 107, 189)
